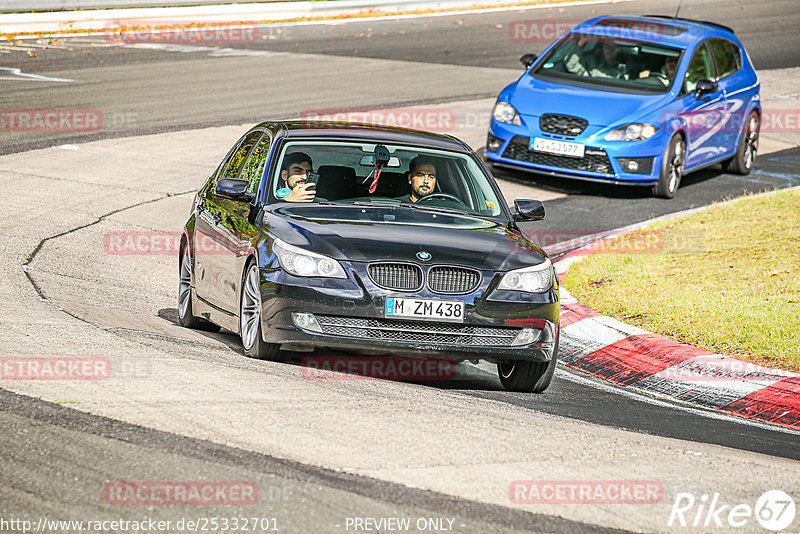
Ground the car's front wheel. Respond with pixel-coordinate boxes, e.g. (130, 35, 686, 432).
(723, 111, 759, 175)
(652, 134, 684, 199)
(240, 262, 286, 361)
(497, 335, 559, 393)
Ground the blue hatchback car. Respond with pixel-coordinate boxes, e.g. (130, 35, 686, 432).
(485, 16, 761, 198)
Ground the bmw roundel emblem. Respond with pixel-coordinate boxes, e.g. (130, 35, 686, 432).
(416, 251, 431, 261)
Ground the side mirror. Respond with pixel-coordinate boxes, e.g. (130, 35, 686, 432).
(513, 199, 545, 221)
(694, 78, 718, 99)
(520, 53, 538, 69)
(215, 178, 253, 201)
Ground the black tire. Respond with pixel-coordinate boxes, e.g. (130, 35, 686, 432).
(178, 245, 221, 332)
(178, 245, 201, 329)
(497, 334, 559, 393)
(652, 134, 685, 199)
(240, 262, 286, 361)
(722, 111, 759, 175)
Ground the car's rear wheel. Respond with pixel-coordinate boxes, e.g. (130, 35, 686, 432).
(652, 134, 684, 199)
(722, 111, 759, 175)
(240, 262, 285, 361)
(178, 245, 221, 332)
(497, 334, 559, 393)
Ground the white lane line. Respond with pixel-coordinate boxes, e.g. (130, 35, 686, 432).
(0, 67, 74, 83)
(555, 367, 800, 435)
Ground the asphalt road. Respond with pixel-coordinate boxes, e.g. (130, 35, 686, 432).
(2, 0, 800, 532)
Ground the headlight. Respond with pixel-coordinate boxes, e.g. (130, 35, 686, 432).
(498, 258, 553, 293)
(272, 239, 346, 279)
(492, 102, 522, 126)
(604, 123, 658, 141)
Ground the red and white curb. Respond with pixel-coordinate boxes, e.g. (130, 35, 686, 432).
(553, 234, 800, 432)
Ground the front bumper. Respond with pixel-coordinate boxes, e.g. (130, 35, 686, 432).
(485, 119, 666, 186)
(258, 264, 559, 363)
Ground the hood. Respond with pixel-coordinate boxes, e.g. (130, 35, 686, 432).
(262, 204, 546, 272)
(511, 74, 668, 128)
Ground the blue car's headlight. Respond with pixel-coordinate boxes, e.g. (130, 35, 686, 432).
(604, 123, 658, 141)
(493, 102, 522, 126)
(498, 259, 553, 293)
(273, 239, 346, 279)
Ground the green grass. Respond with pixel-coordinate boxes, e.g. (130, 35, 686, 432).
(563, 189, 800, 372)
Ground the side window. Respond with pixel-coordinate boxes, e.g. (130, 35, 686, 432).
(222, 131, 262, 181)
(240, 133, 271, 194)
(684, 43, 715, 93)
(709, 38, 740, 80)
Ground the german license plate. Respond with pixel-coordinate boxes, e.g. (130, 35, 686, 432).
(532, 137, 585, 158)
(385, 297, 464, 323)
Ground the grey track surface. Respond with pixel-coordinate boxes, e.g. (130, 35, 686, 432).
(0, 388, 618, 534)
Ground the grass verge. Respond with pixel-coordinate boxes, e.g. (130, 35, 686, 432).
(563, 188, 800, 372)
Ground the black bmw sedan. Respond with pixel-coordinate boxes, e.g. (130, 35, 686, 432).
(179, 121, 560, 392)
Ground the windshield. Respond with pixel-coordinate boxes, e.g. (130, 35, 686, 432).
(532, 33, 683, 93)
(270, 140, 505, 219)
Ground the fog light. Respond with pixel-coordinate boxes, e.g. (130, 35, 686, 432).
(626, 160, 639, 172)
(291, 312, 322, 333)
(511, 328, 540, 346)
(486, 134, 503, 153)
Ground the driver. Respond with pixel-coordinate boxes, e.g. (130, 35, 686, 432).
(638, 54, 679, 85)
(396, 156, 437, 203)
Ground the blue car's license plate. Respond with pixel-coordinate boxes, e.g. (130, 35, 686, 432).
(385, 297, 464, 323)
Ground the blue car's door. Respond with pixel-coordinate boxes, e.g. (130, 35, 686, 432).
(679, 41, 728, 169)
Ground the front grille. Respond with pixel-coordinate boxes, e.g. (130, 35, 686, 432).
(316, 315, 519, 346)
(540, 114, 588, 136)
(368, 263, 422, 291)
(427, 266, 480, 294)
(502, 136, 613, 174)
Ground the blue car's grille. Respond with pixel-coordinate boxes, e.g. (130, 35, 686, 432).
(540, 114, 588, 136)
(503, 136, 613, 174)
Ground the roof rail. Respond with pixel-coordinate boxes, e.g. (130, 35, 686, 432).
(645, 15, 735, 34)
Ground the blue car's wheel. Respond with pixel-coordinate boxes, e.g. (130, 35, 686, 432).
(653, 135, 684, 199)
(723, 111, 759, 175)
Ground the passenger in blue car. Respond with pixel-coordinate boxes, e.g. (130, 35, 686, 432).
(565, 39, 632, 79)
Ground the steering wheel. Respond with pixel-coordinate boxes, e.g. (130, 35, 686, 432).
(649, 71, 670, 82)
(416, 193, 467, 206)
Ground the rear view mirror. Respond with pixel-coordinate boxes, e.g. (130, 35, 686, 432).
(694, 78, 718, 98)
(520, 53, 538, 68)
(215, 178, 253, 201)
(359, 155, 402, 167)
(513, 199, 545, 221)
